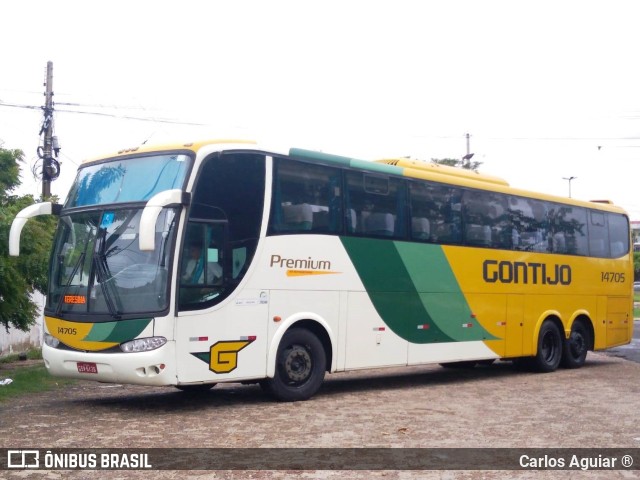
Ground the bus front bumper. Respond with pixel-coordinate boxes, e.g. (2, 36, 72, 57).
(42, 342, 177, 387)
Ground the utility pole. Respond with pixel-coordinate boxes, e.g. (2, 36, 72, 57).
(41, 61, 56, 199)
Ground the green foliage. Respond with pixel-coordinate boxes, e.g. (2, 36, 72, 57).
(634, 252, 640, 281)
(432, 157, 483, 172)
(0, 146, 57, 331)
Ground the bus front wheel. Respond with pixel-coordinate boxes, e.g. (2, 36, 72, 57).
(532, 321, 563, 372)
(264, 328, 326, 402)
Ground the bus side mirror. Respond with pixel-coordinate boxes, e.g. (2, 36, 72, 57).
(139, 190, 190, 251)
(9, 202, 61, 256)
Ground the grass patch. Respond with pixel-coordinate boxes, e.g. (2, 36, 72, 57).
(0, 363, 74, 402)
(0, 347, 43, 364)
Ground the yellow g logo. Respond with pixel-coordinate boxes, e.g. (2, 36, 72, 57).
(209, 341, 251, 373)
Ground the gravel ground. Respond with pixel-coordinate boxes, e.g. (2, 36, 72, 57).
(1, 352, 639, 479)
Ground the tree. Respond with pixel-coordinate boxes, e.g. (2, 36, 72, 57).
(432, 157, 483, 172)
(0, 144, 57, 331)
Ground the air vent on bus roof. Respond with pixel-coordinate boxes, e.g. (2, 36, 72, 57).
(590, 199, 614, 204)
(375, 158, 510, 187)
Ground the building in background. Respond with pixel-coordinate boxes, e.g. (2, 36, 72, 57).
(0, 293, 44, 357)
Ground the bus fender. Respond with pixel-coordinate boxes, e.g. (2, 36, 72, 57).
(266, 313, 336, 378)
(567, 310, 592, 336)
(529, 310, 563, 355)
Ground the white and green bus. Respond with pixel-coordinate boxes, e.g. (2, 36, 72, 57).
(10, 139, 633, 401)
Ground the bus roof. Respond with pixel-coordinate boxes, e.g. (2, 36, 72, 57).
(79, 139, 628, 216)
(287, 148, 628, 215)
(81, 139, 258, 164)
(376, 157, 510, 187)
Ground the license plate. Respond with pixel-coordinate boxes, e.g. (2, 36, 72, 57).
(77, 362, 98, 374)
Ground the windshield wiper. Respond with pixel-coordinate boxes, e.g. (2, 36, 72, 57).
(55, 252, 86, 317)
(94, 230, 122, 318)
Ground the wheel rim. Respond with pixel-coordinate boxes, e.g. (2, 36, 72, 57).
(569, 330, 586, 359)
(282, 344, 312, 385)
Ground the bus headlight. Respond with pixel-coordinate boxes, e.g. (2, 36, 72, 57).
(120, 337, 167, 353)
(44, 333, 60, 348)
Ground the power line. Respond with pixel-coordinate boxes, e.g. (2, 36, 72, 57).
(0, 101, 41, 111)
(56, 107, 207, 126)
(56, 101, 157, 111)
(2, 100, 639, 141)
(0, 100, 206, 126)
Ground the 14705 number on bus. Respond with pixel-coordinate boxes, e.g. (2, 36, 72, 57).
(600, 272, 625, 283)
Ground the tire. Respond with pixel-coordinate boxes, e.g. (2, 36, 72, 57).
(560, 321, 590, 369)
(263, 328, 326, 402)
(532, 321, 563, 372)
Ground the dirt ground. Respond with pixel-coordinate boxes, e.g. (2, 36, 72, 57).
(1, 352, 639, 480)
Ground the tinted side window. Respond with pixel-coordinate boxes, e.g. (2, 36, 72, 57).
(190, 153, 265, 241)
(589, 211, 609, 257)
(547, 204, 588, 256)
(269, 158, 343, 235)
(345, 172, 407, 239)
(462, 190, 510, 248)
(409, 181, 462, 244)
(179, 152, 265, 311)
(509, 197, 549, 252)
(607, 213, 629, 258)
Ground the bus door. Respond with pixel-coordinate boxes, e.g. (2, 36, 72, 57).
(174, 222, 269, 383)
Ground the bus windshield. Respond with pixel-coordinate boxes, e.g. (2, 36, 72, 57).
(47, 207, 178, 317)
(65, 153, 191, 208)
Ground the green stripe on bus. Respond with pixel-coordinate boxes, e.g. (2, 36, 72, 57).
(289, 148, 404, 176)
(340, 237, 497, 343)
(340, 237, 452, 343)
(395, 242, 498, 341)
(83, 318, 152, 342)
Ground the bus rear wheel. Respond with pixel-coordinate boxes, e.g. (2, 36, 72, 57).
(532, 321, 563, 372)
(263, 328, 326, 402)
(561, 321, 590, 369)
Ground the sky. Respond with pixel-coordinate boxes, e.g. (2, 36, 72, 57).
(1, 0, 639, 219)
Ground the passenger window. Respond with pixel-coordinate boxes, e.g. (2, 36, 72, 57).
(269, 158, 343, 234)
(345, 172, 407, 239)
(509, 197, 549, 252)
(409, 182, 462, 245)
(607, 213, 629, 258)
(588, 211, 609, 257)
(462, 190, 510, 248)
(547, 205, 588, 256)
